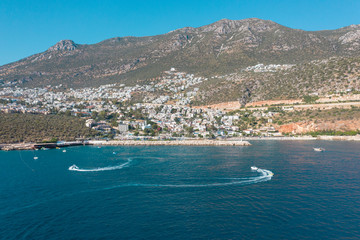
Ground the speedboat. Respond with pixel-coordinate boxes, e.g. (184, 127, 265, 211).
(313, 147, 325, 152)
(68, 164, 79, 171)
(62, 150, 66, 153)
(33, 157, 38, 160)
(251, 166, 258, 171)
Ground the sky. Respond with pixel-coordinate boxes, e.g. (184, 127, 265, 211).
(1, 0, 360, 66)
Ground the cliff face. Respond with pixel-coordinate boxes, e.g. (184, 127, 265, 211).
(1, 18, 360, 90)
(278, 120, 360, 134)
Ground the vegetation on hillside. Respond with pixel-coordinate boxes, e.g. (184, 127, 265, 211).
(192, 57, 360, 105)
(271, 106, 360, 125)
(1, 19, 360, 91)
(0, 113, 98, 143)
(307, 130, 360, 137)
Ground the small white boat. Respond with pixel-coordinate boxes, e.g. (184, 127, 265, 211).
(313, 147, 325, 152)
(33, 157, 38, 160)
(69, 165, 79, 171)
(251, 166, 258, 171)
(113, 152, 116, 154)
(63, 150, 66, 153)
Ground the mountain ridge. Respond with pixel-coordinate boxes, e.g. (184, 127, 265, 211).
(1, 18, 360, 92)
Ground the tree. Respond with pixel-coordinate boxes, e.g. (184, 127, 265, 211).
(91, 111, 98, 119)
(98, 111, 107, 120)
(303, 95, 319, 104)
(110, 119, 118, 127)
(64, 110, 71, 116)
(185, 126, 194, 134)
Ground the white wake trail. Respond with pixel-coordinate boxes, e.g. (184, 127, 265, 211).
(1, 167, 272, 217)
(68, 160, 273, 187)
(101, 167, 274, 189)
(69, 159, 132, 172)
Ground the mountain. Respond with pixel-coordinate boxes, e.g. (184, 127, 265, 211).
(1, 18, 360, 97)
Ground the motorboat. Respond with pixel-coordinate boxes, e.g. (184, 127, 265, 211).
(69, 164, 79, 171)
(313, 147, 325, 152)
(251, 166, 259, 171)
(33, 157, 38, 160)
(63, 150, 66, 153)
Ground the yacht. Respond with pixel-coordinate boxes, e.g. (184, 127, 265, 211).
(69, 165, 79, 171)
(251, 166, 258, 171)
(313, 147, 325, 152)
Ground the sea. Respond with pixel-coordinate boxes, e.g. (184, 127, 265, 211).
(1, 140, 360, 240)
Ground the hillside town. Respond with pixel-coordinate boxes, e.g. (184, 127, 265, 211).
(0, 68, 285, 140)
(3, 66, 360, 141)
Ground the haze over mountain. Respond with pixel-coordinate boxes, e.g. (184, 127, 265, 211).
(1, 18, 360, 104)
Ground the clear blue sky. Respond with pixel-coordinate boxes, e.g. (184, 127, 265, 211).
(1, 0, 360, 66)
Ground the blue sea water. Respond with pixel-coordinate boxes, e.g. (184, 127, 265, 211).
(1, 141, 360, 240)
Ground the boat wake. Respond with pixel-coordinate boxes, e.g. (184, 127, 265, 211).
(68, 160, 273, 187)
(1, 167, 273, 216)
(68, 159, 132, 172)
(102, 167, 274, 189)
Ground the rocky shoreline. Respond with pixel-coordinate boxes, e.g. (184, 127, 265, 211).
(89, 140, 252, 146)
(0, 143, 35, 151)
(0, 140, 251, 151)
(2, 135, 360, 151)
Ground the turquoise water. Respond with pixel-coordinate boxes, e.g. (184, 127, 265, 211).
(1, 141, 360, 239)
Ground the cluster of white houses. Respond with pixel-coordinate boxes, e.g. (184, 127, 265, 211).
(0, 68, 285, 138)
(81, 102, 283, 139)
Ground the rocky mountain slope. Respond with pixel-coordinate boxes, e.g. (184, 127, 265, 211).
(1, 18, 360, 87)
(192, 56, 360, 105)
(1, 18, 360, 105)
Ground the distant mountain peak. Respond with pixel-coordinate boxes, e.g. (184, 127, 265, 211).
(1, 18, 360, 91)
(200, 18, 277, 34)
(347, 24, 360, 29)
(48, 40, 78, 51)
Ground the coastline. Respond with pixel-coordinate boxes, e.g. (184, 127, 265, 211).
(0, 140, 251, 151)
(88, 140, 252, 146)
(2, 135, 360, 151)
